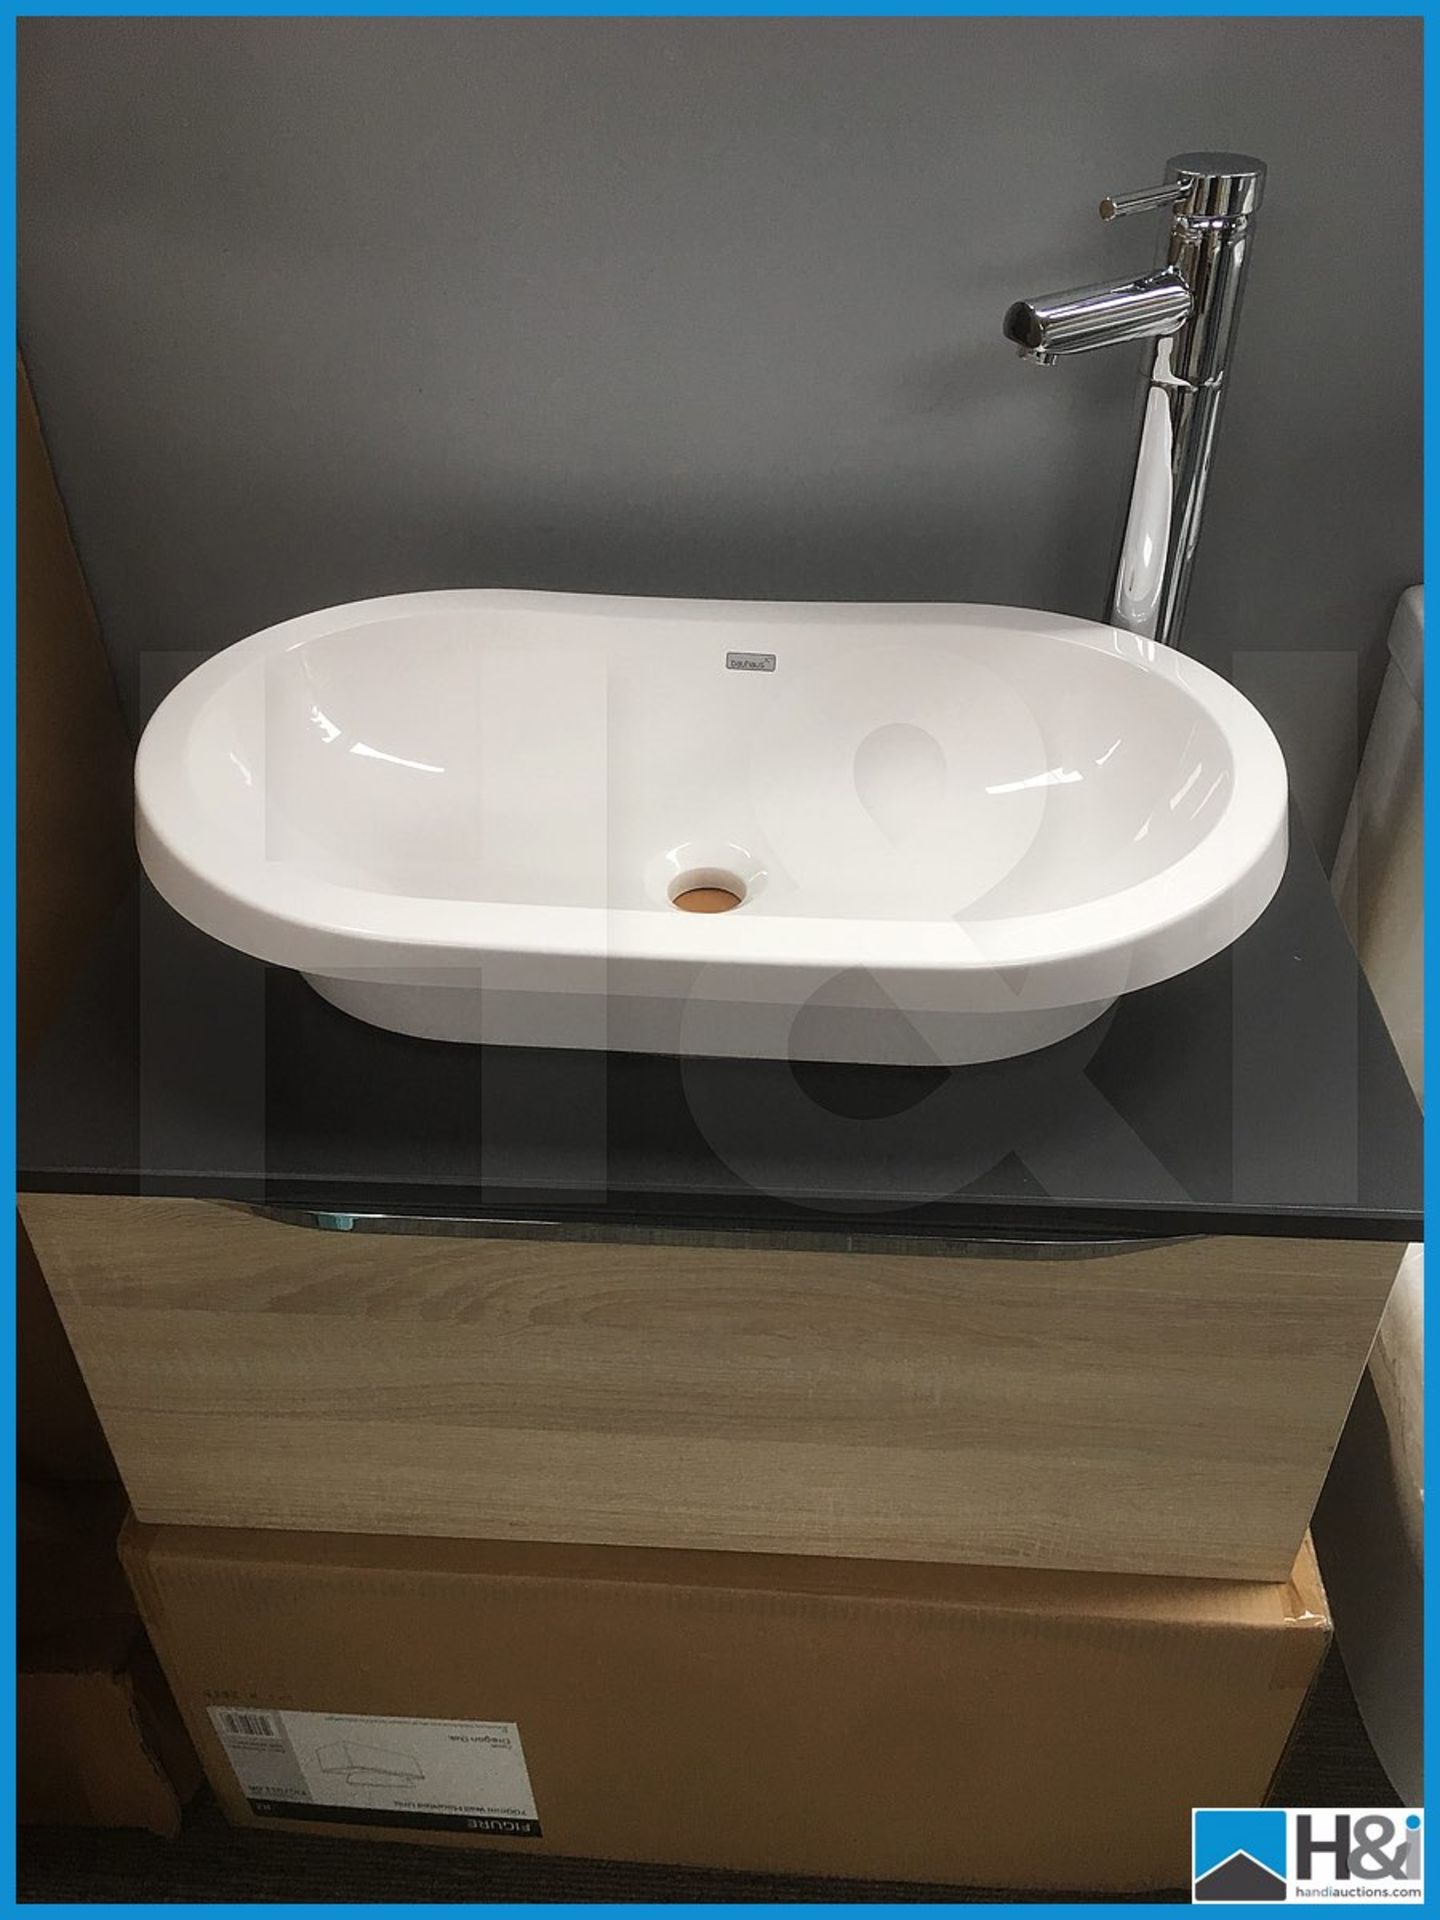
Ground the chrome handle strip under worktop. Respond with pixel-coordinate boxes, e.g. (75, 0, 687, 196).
(247, 1205, 1191, 1262)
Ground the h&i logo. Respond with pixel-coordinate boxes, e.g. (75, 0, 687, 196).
(1193, 1808, 1423, 1903)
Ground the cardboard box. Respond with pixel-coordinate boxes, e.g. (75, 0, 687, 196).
(17, 1631, 200, 1837)
(121, 1520, 1329, 1893)
(19, 1485, 200, 1835)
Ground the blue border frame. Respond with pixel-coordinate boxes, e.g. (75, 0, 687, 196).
(5, 3, 1426, 14)
(4, 10, 17, 1913)
(6, 6, 1430, 1914)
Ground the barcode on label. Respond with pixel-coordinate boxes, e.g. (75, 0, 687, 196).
(220, 1711, 278, 1739)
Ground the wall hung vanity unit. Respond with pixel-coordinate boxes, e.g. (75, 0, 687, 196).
(18, 822, 1420, 1580)
(18, 1192, 1411, 1580)
(17, 150, 1421, 1585)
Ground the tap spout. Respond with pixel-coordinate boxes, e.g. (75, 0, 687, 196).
(997, 151, 1264, 650)
(1003, 267, 1191, 362)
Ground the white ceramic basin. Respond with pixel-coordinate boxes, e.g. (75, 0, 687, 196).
(136, 591, 1288, 1066)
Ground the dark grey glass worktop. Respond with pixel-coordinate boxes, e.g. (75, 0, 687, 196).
(18, 821, 1422, 1243)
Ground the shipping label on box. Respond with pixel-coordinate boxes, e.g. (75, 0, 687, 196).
(207, 1707, 540, 1836)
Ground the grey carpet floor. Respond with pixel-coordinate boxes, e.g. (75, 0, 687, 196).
(18, 1647, 1395, 1904)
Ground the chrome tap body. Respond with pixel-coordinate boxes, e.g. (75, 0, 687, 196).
(1003, 152, 1265, 649)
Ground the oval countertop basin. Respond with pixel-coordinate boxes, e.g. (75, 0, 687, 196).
(135, 591, 1289, 1066)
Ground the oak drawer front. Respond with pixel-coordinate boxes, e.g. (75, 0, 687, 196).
(20, 1193, 1400, 1579)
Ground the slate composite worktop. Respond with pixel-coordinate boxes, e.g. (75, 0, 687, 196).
(18, 822, 1422, 1245)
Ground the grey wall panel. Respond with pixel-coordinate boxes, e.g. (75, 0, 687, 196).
(18, 17, 1420, 858)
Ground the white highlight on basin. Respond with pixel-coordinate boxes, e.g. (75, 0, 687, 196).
(135, 591, 1289, 1066)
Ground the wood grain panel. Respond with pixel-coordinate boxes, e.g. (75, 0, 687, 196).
(20, 1193, 1401, 1578)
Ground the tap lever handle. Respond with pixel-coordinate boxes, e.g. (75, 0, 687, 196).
(1099, 181, 1189, 222)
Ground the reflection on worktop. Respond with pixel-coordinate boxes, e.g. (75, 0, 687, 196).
(17, 817, 1421, 1244)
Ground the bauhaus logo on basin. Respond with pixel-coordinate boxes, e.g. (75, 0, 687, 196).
(1193, 1808, 1423, 1903)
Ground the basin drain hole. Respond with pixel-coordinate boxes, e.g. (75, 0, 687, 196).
(669, 868, 747, 914)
